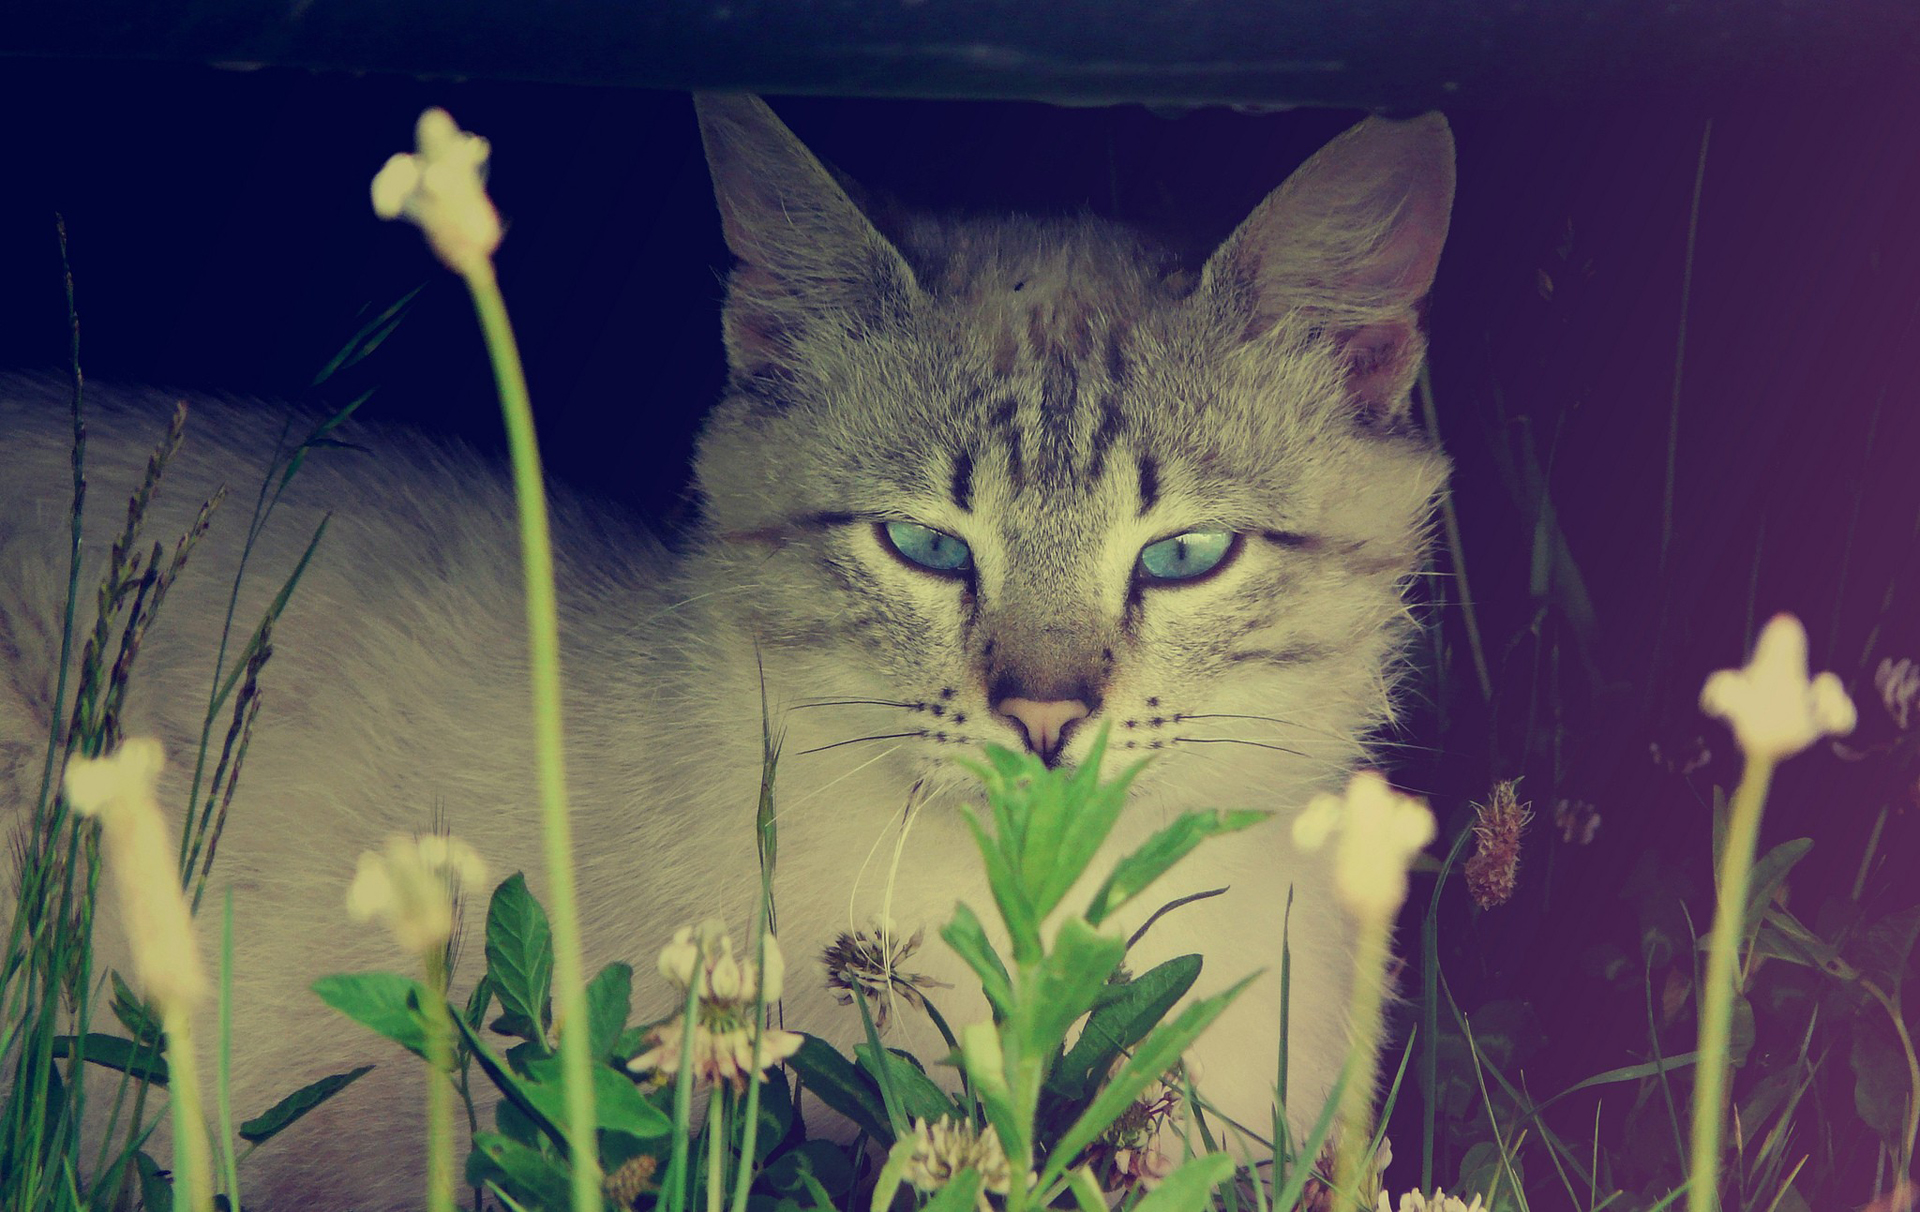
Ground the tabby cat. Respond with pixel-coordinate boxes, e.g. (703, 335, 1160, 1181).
(0, 94, 1454, 1207)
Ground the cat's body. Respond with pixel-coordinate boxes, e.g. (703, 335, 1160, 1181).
(0, 96, 1453, 1208)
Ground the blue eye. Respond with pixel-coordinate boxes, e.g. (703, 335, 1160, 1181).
(882, 521, 973, 574)
(1137, 530, 1237, 582)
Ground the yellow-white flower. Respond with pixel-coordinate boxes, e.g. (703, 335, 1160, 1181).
(903, 1117, 1013, 1211)
(1700, 614, 1856, 761)
(1293, 770, 1436, 918)
(628, 920, 802, 1090)
(346, 834, 488, 956)
(64, 739, 206, 1014)
(1375, 1189, 1486, 1212)
(371, 108, 503, 275)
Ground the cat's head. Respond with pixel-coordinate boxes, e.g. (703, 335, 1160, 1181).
(690, 94, 1452, 793)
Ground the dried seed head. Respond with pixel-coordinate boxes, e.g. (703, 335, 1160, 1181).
(1463, 779, 1531, 910)
(822, 921, 946, 1030)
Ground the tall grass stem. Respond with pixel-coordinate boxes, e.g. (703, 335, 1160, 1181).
(426, 949, 457, 1212)
(1332, 914, 1390, 1206)
(1687, 753, 1774, 1212)
(162, 1009, 216, 1212)
(461, 258, 601, 1211)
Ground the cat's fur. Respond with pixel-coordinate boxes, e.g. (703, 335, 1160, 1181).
(0, 95, 1453, 1208)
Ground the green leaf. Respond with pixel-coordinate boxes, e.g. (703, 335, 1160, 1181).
(940, 902, 1013, 1020)
(919, 1169, 984, 1212)
(961, 804, 1041, 964)
(238, 1065, 375, 1144)
(136, 1149, 174, 1212)
(1051, 955, 1201, 1099)
(1850, 1014, 1910, 1140)
(1728, 993, 1756, 1068)
(959, 1023, 1021, 1170)
(1740, 839, 1813, 951)
(585, 962, 633, 1062)
(464, 974, 495, 1034)
(109, 969, 164, 1048)
(1012, 919, 1127, 1069)
(1064, 1165, 1107, 1212)
(1086, 810, 1270, 927)
(521, 1054, 672, 1140)
(760, 1139, 855, 1206)
(1041, 973, 1254, 1192)
(1458, 1141, 1524, 1212)
(1129, 1152, 1234, 1212)
(311, 972, 429, 1058)
(868, 1134, 921, 1212)
(855, 1045, 957, 1124)
(485, 874, 555, 1043)
(1852, 904, 1920, 994)
(50, 1033, 168, 1084)
(468, 1131, 573, 1211)
(449, 1004, 569, 1152)
(788, 1034, 891, 1142)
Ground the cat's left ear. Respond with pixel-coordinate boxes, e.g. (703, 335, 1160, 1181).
(1201, 113, 1455, 422)
(694, 94, 920, 385)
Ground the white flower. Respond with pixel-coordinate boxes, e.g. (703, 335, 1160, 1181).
(903, 1117, 1013, 1211)
(1875, 657, 1918, 731)
(1293, 770, 1436, 918)
(64, 739, 206, 1014)
(371, 108, 503, 275)
(1375, 1189, 1486, 1212)
(346, 834, 488, 956)
(628, 921, 802, 1090)
(1700, 614, 1856, 761)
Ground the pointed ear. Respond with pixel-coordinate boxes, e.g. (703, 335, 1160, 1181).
(1202, 113, 1455, 421)
(694, 93, 919, 386)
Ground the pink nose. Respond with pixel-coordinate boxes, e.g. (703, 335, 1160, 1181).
(995, 697, 1092, 761)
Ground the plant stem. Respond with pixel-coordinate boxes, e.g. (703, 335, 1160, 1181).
(162, 1007, 216, 1212)
(218, 894, 241, 1207)
(461, 258, 601, 1211)
(426, 949, 457, 1212)
(706, 1084, 725, 1212)
(1688, 753, 1774, 1212)
(1333, 913, 1390, 1206)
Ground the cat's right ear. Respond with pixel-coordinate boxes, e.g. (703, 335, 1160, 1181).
(694, 94, 919, 387)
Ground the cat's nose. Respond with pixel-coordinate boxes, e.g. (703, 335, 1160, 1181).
(994, 697, 1091, 763)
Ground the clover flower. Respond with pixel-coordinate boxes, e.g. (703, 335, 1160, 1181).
(1463, 779, 1530, 910)
(371, 108, 502, 275)
(1700, 614, 1856, 762)
(1292, 770, 1436, 918)
(627, 920, 802, 1090)
(1091, 1078, 1182, 1193)
(902, 1117, 1013, 1212)
(1375, 1189, 1486, 1212)
(64, 738, 206, 1014)
(1875, 656, 1918, 731)
(346, 834, 488, 956)
(1552, 798, 1601, 846)
(822, 920, 948, 1031)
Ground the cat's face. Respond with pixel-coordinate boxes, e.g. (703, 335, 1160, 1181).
(690, 96, 1453, 793)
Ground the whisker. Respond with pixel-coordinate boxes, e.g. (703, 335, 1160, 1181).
(1173, 736, 1314, 758)
(784, 698, 922, 712)
(1175, 711, 1442, 754)
(776, 743, 906, 819)
(795, 731, 925, 757)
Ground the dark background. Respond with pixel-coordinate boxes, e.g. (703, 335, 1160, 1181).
(2, 55, 1915, 1193)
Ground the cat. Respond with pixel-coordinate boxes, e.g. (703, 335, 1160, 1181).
(0, 93, 1453, 1208)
